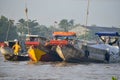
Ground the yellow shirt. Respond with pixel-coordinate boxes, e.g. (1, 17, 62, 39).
(12, 44, 21, 54)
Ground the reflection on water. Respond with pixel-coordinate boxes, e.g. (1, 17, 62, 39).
(0, 56, 120, 80)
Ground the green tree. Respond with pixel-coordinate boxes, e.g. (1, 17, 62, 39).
(16, 19, 27, 36)
(6, 19, 18, 41)
(0, 16, 17, 41)
(16, 18, 54, 39)
(59, 19, 75, 31)
(16, 19, 39, 35)
(69, 19, 74, 27)
(59, 19, 69, 31)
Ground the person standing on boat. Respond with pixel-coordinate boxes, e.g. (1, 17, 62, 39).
(105, 48, 110, 63)
(12, 39, 21, 55)
(84, 46, 89, 58)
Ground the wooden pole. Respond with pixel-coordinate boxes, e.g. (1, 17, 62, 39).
(25, 0, 30, 34)
(84, 0, 90, 44)
(85, 0, 90, 27)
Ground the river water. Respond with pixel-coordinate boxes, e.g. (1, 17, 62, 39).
(0, 54, 120, 80)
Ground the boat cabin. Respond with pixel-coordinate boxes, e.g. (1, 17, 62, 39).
(25, 34, 40, 48)
(25, 34, 47, 47)
(53, 31, 76, 40)
(49, 31, 77, 45)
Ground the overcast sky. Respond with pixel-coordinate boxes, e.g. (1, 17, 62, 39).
(0, 0, 120, 27)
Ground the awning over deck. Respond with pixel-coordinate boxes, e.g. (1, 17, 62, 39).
(95, 32, 120, 36)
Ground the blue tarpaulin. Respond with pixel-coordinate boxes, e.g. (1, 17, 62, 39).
(95, 32, 120, 36)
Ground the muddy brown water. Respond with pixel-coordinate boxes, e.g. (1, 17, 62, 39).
(0, 54, 120, 80)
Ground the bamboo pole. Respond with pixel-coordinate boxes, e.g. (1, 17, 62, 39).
(84, 0, 90, 44)
(25, 0, 30, 35)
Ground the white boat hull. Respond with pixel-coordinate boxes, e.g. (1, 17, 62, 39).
(82, 44, 120, 62)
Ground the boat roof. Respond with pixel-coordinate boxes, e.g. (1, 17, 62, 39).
(53, 32, 76, 36)
(26, 34, 47, 40)
(95, 32, 120, 36)
(26, 34, 39, 37)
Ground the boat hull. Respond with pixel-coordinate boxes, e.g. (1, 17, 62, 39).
(82, 44, 120, 62)
(3, 54, 29, 61)
(56, 44, 84, 62)
(28, 48, 62, 62)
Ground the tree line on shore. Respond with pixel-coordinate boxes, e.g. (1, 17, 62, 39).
(1, 15, 119, 42)
(0, 15, 76, 42)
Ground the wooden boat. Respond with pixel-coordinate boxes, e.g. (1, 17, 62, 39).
(0, 43, 62, 62)
(28, 46, 62, 62)
(0, 45, 29, 61)
(55, 44, 104, 63)
(47, 31, 87, 62)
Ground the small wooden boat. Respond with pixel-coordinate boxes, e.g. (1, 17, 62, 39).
(0, 46, 29, 61)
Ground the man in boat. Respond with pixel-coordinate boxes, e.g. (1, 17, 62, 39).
(12, 39, 21, 55)
(105, 48, 110, 63)
(44, 40, 52, 49)
(84, 45, 89, 58)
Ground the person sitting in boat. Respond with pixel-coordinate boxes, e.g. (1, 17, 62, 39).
(12, 39, 21, 55)
(44, 40, 52, 50)
(100, 36, 118, 45)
